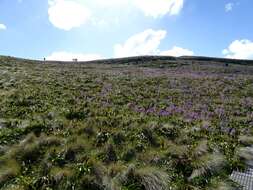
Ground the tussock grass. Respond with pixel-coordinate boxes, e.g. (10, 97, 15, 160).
(192, 140, 209, 157)
(236, 146, 253, 166)
(238, 135, 253, 146)
(166, 142, 189, 159)
(5, 133, 63, 164)
(189, 152, 227, 180)
(63, 141, 86, 162)
(207, 179, 238, 190)
(38, 133, 63, 146)
(134, 167, 171, 190)
(0, 159, 20, 187)
(50, 167, 74, 184)
(0, 184, 25, 190)
(0, 58, 252, 189)
(117, 165, 171, 190)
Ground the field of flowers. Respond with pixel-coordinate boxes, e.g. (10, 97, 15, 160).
(0, 58, 253, 189)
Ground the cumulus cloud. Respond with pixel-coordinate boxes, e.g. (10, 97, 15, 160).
(46, 51, 103, 61)
(114, 29, 167, 57)
(114, 29, 194, 57)
(225, 3, 233, 12)
(48, 0, 184, 30)
(223, 39, 253, 59)
(160, 46, 194, 57)
(92, 0, 129, 7)
(92, 0, 184, 17)
(48, 0, 91, 30)
(0, 24, 7, 30)
(133, 0, 184, 17)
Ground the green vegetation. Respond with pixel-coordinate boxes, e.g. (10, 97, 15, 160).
(0, 57, 253, 189)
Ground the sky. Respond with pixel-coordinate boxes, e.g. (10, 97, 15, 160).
(0, 0, 253, 61)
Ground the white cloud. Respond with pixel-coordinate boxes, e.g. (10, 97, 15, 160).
(225, 3, 233, 12)
(0, 24, 7, 30)
(133, 0, 184, 17)
(48, 0, 184, 30)
(46, 51, 103, 61)
(48, 0, 91, 30)
(223, 39, 253, 59)
(90, 0, 184, 17)
(92, 0, 129, 7)
(114, 29, 167, 57)
(160, 46, 194, 57)
(114, 29, 194, 57)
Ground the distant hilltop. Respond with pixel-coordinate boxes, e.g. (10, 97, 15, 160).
(1, 55, 253, 66)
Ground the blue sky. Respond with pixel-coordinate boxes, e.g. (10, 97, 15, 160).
(0, 0, 253, 61)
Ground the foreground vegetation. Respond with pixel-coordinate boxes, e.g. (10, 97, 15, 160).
(0, 57, 253, 189)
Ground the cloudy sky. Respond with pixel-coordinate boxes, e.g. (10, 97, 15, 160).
(0, 0, 253, 61)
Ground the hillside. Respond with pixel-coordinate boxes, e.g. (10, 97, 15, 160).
(1, 55, 253, 65)
(0, 56, 253, 189)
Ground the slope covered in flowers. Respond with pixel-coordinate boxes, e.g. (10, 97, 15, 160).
(0, 58, 253, 189)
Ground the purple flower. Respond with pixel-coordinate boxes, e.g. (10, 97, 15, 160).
(230, 128, 236, 136)
(241, 97, 253, 108)
(158, 110, 171, 117)
(165, 104, 184, 115)
(146, 107, 156, 114)
(127, 103, 135, 108)
(215, 108, 225, 118)
(221, 127, 230, 134)
(185, 111, 200, 121)
(135, 107, 145, 113)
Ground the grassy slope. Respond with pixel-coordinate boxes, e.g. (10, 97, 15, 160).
(0, 57, 253, 189)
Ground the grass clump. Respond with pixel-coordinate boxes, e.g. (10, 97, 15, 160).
(1, 58, 253, 189)
(118, 165, 171, 190)
(0, 159, 20, 187)
(238, 135, 253, 146)
(189, 152, 227, 184)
